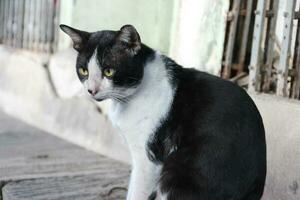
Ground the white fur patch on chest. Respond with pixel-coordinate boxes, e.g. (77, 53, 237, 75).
(108, 53, 175, 200)
(108, 53, 174, 152)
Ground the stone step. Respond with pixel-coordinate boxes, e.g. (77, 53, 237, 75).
(0, 111, 130, 199)
(2, 173, 128, 200)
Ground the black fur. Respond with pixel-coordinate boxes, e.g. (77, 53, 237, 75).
(148, 191, 157, 200)
(60, 24, 266, 200)
(147, 57, 266, 199)
(60, 24, 154, 89)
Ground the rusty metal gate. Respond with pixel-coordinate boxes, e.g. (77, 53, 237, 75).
(0, 0, 60, 53)
(222, 0, 300, 100)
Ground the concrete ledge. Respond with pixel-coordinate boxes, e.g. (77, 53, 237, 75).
(48, 48, 83, 99)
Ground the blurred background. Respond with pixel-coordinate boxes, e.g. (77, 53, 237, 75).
(0, 0, 300, 199)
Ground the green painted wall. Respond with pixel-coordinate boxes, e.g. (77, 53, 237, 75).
(69, 0, 175, 54)
(58, 0, 228, 75)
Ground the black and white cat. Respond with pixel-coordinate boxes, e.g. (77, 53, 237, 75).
(60, 24, 266, 200)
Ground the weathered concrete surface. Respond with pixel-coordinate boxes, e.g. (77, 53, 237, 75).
(0, 45, 130, 163)
(48, 48, 83, 99)
(0, 111, 130, 182)
(251, 93, 300, 200)
(169, 0, 229, 75)
(2, 173, 128, 200)
(0, 111, 129, 200)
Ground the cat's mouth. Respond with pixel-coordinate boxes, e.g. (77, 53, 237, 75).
(87, 92, 108, 102)
(89, 89, 136, 103)
(91, 94, 108, 102)
(94, 97, 106, 102)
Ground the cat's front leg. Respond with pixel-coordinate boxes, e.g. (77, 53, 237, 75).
(126, 165, 159, 200)
(126, 168, 151, 200)
(126, 169, 135, 200)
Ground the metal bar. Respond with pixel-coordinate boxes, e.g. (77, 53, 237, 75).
(222, 0, 242, 79)
(0, 0, 4, 43)
(39, 0, 44, 51)
(2, 0, 7, 44)
(276, 0, 296, 96)
(4, 0, 9, 45)
(28, 0, 34, 50)
(15, 0, 19, 47)
(52, 0, 60, 52)
(0, 0, 59, 52)
(43, 0, 48, 52)
(237, 0, 254, 74)
(12, 0, 18, 48)
(5, 0, 11, 45)
(240, 9, 247, 16)
(16, 0, 24, 48)
(8, 0, 15, 46)
(33, 0, 41, 51)
(263, 0, 279, 92)
(7, 0, 13, 46)
(46, 0, 53, 53)
(248, 0, 267, 92)
(22, 0, 29, 49)
(263, 0, 272, 66)
(292, 5, 300, 99)
(227, 10, 256, 21)
(295, 11, 300, 19)
(266, 10, 274, 18)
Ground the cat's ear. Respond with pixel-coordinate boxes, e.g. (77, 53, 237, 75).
(60, 24, 90, 51)
(117, 25, 141, 55)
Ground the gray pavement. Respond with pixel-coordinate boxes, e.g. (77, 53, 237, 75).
(0, 111, 129, 200)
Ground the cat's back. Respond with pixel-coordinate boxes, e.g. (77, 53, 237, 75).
(170, 67, 265, 147)
(172, 67, 263, 128)
(156, 67, 266, 199)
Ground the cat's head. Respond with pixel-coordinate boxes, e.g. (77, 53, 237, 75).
(60, 24, 153, 102)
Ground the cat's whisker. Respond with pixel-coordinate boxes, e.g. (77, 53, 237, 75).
(127, 77, 140, 81)
(110, 95, 128, 103)
(105, 91, 131, 103)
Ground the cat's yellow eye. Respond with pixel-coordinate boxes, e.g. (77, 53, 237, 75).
(103, 68, 115, 78)
(78, 67, 88, 76)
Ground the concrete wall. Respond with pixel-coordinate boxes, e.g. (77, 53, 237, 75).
(169, 0, 229, 74)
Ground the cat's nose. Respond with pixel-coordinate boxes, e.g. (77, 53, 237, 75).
(88, 89, 98, 96)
